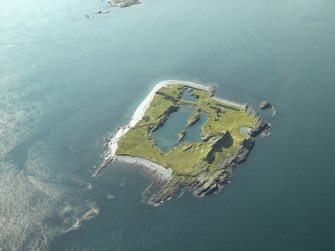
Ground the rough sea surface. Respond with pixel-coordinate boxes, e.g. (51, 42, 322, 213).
(0, 0, 334, 250)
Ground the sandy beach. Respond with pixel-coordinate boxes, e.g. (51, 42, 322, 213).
(113, 155, 172, 181)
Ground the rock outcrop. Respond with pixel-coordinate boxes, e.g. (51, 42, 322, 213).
(186, 110, 200, 127)
(150, 105, 179, 132)
(108, 0, 140, 8)
(260, 100, 272, 110)
(250, 120, 271, 137)
(177, 130, 186, 142)
(149, 136, 257, 206)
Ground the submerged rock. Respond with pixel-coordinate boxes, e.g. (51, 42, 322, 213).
(65, 206, 100, 233)
(84, 208, 99, 219)
(106, 194, 115, 199)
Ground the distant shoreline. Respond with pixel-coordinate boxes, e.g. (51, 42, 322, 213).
(108, 0, 140, 8)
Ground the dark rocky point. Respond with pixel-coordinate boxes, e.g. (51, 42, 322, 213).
(260, 100, 272, 110)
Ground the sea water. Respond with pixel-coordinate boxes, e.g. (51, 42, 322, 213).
(152, 106, 206, 152)
(0, 0, 334, 250)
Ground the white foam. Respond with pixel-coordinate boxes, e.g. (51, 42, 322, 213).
(0, 140, 93, 249)
(0, 162, 60, 250)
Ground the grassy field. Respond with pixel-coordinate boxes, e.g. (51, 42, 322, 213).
(116, 83, 259, 176)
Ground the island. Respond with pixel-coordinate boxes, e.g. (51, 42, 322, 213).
(96, 80, 270, 206)
(107, 0, 140, 8)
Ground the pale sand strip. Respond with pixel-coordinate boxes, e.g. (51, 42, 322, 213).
(113, 155, 172, 181)
(211, 96, 245, 109)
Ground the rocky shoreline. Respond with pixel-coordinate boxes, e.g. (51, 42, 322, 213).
(147, 123, 267, 206)
(108, 0, 140, 8)
(85, 0, 140, 18)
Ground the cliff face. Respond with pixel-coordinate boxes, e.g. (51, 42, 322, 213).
(149, 136, 258, 206)
(150, 105, 179, 132)
(250, 120, 271, 137)
(186, 110, 201, 127)
(203, 131, 231, 163)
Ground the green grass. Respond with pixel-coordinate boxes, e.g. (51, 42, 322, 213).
(116, 83, 258, 176)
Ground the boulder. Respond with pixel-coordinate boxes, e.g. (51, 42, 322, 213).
(260, 100, 272, 110)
